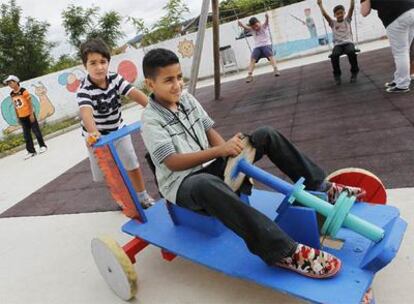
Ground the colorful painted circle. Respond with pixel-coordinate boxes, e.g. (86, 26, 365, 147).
(1, 95, 40, 126)
(58, 72, 69, 86)
(66, 79, 81, 93)
(72, 68, 86, 80)
(117, 60, 138, 83)
(67, 73, 77, 85)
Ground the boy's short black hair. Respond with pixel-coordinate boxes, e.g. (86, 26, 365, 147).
(248, 17, 259, 26)
(80, 38, 111, 66)
(333, 5, 345, 14)
(142, 48, 180, 79)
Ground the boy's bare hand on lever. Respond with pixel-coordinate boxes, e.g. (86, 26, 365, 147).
(220, 133, 245, 157)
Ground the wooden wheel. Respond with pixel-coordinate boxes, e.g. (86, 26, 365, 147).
(224, 137, 256, 192)
(91, 237, 137, 300)
(326, 168, 386, 204)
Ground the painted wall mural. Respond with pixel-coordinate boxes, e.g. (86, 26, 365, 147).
(178, 39, 195, 58)
(1, 91, 41, 134)
(1, 81, 55, 134)
(117, 60, 138, 83)
(0, 0, 386, 139)
(58, 69, 85, 93)
(32, 81, 55, 120)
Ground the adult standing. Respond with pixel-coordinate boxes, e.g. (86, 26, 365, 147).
(361, 0, 414, 93)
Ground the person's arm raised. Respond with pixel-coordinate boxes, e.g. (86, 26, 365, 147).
(347, 0, 355, 19)
(264, 13, 269, 27)
(237, 20, 251, 31)
(317, 0, 333, 24)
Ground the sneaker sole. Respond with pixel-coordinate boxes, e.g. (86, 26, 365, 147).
(386, 89, 410, 93)
(275, 259, 342, 279)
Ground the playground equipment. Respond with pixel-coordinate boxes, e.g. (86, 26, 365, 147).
(91, 123, 407, 304)
(226, 147, 384, 242)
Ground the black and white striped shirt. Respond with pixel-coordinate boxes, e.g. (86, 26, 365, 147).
(76, 73, 133, 135)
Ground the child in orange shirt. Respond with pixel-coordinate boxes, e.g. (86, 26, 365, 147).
(4, 75, 47, 159)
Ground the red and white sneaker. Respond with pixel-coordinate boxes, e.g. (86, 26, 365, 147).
(275, 243, 341, 279)
(326, 182, 366, 204)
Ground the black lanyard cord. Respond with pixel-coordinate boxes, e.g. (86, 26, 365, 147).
(168, 104, 204, 151)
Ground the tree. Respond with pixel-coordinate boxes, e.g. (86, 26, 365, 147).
(220, 0, 302, 22)
(0, 0, 53, 82)
(48, 54, 80, 73)
(61, 5, 124, 52)
(129, 0, 189, 47)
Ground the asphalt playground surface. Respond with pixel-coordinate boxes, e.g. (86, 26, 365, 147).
(2, 47, 414, 218)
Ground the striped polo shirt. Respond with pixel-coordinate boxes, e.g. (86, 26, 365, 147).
(76, 73, 133, 135)
(141, 91, 215, 203)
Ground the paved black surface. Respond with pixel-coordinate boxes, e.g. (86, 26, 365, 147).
(3, 47, 414, 218)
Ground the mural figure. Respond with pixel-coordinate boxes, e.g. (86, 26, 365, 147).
(290, 8, 318, 39)
(178, 39, 195, 58)
(58, 68, 85, 93)
(32, 81, 55, 120)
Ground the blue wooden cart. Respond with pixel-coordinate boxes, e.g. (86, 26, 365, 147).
(91, 123, 407, 303)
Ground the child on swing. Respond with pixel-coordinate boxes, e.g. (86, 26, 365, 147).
(318, 0, 360, 85)
(238, 14, 280, 83)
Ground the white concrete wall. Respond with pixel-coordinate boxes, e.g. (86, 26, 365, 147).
(0, 0, 386, 139)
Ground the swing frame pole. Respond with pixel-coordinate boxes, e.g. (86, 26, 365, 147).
(212, 0, 221, 100)
(188, 0, 210, 95)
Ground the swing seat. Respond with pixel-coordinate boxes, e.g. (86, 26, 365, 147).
(328, 48, 360, 59)
(255, 56, 272, 63)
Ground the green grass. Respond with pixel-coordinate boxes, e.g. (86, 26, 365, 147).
(0, 117, 79, 154)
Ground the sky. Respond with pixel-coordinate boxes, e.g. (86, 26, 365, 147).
(14, 0, 204, 59)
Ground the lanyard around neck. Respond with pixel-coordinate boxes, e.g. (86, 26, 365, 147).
(168, 104, 204, 151)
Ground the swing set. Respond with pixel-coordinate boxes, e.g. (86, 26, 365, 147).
(318, 0, 362, 57)
(232, 0, 277, 59)
(233, 0, 362, 60)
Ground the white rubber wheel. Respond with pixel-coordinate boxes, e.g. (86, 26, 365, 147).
(91, 237, 137, 301)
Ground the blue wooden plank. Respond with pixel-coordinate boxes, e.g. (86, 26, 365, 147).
(122, 189, 406, 304)
(276, 206, 321, 249)
(93, 122, 141, 147)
